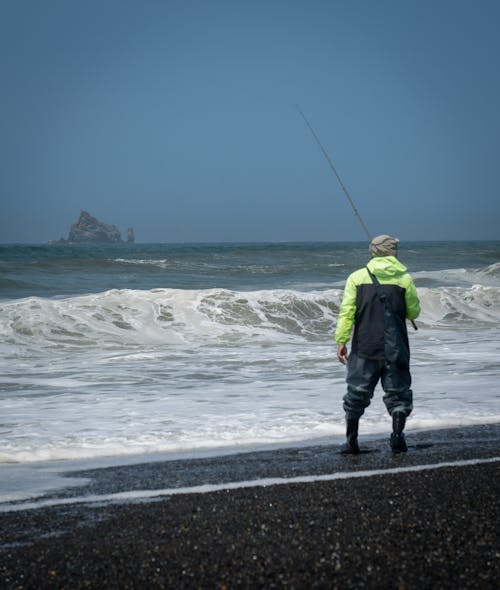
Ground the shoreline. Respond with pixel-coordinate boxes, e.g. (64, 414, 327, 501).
(1, 423, 500, 507)
(1, 424, 499, 588)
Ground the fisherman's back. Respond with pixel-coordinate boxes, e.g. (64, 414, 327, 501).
(337, 256, 419, 360)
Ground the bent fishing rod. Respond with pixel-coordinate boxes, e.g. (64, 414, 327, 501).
(297, 105, 418, 330)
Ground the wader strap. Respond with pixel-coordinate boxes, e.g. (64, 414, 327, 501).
(366, 267, 390, 307)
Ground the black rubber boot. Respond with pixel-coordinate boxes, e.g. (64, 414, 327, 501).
(340, 418, 360, 455)
(390, 411, 408, 453)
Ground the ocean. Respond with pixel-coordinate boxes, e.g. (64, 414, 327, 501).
(1, 241, 499, 483)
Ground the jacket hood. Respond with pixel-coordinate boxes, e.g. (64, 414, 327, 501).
(366, 256, 408, 279)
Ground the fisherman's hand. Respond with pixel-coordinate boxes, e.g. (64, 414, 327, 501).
(337, 344, 348, 365)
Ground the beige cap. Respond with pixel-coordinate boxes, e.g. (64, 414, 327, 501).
(369, 234, 399, 258)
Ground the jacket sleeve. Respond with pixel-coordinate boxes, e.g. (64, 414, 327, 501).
(335, 275, 357, 344)
(404, 276, 420, 320)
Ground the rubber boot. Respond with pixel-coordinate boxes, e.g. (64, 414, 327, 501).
(390, 411, 408, 453)
(340, 418, 360, 455)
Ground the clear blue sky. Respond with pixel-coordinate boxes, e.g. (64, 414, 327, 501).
(1, 0, 499, 243)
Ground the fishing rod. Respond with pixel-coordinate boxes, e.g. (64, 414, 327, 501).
(297, 105, 418, 331)
(296, 105, 372, 241)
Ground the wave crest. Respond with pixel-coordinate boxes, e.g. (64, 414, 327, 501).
(0, 288, 343, 350)
(418, 285, 500, 326)
(1, 285, 499, 352)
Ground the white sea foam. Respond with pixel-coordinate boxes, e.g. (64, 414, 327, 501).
(416, 285, 500, 327)
(114, 258, 170, 269)
(1, 280, 499, 465)
(414, 262, 500, 287)
(0, 288, 343, 353)
(1, 285, 499, 355)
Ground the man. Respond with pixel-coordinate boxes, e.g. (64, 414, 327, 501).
(335, 235, 420, 454)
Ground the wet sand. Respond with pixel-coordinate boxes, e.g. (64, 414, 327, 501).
(1, 425, 499, 589)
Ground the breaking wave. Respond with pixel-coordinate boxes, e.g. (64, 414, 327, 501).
(414, 262, 500, 287)
(1, 285, 499, 354)
(0, 288, 342, 352)
(417, 285, 500, 326)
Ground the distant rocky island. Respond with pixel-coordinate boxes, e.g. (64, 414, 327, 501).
(50, 211, 135, 244)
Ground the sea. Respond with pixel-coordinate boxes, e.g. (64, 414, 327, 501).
(1, 241, 499, 500)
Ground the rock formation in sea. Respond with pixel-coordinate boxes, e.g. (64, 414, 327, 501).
(67, 211, 122, 243)
(127, 228, 135, 243)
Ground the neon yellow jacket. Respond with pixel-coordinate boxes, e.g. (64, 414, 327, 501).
(335, 256, 420, 345)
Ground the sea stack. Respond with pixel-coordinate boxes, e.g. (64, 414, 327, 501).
(68, 211, 122, 243)
(127, 228, 135, 243)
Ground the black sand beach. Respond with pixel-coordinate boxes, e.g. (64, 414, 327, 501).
(1, 425, 499, 589)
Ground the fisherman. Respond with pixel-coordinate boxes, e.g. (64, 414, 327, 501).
(335, 235, 420, 453)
